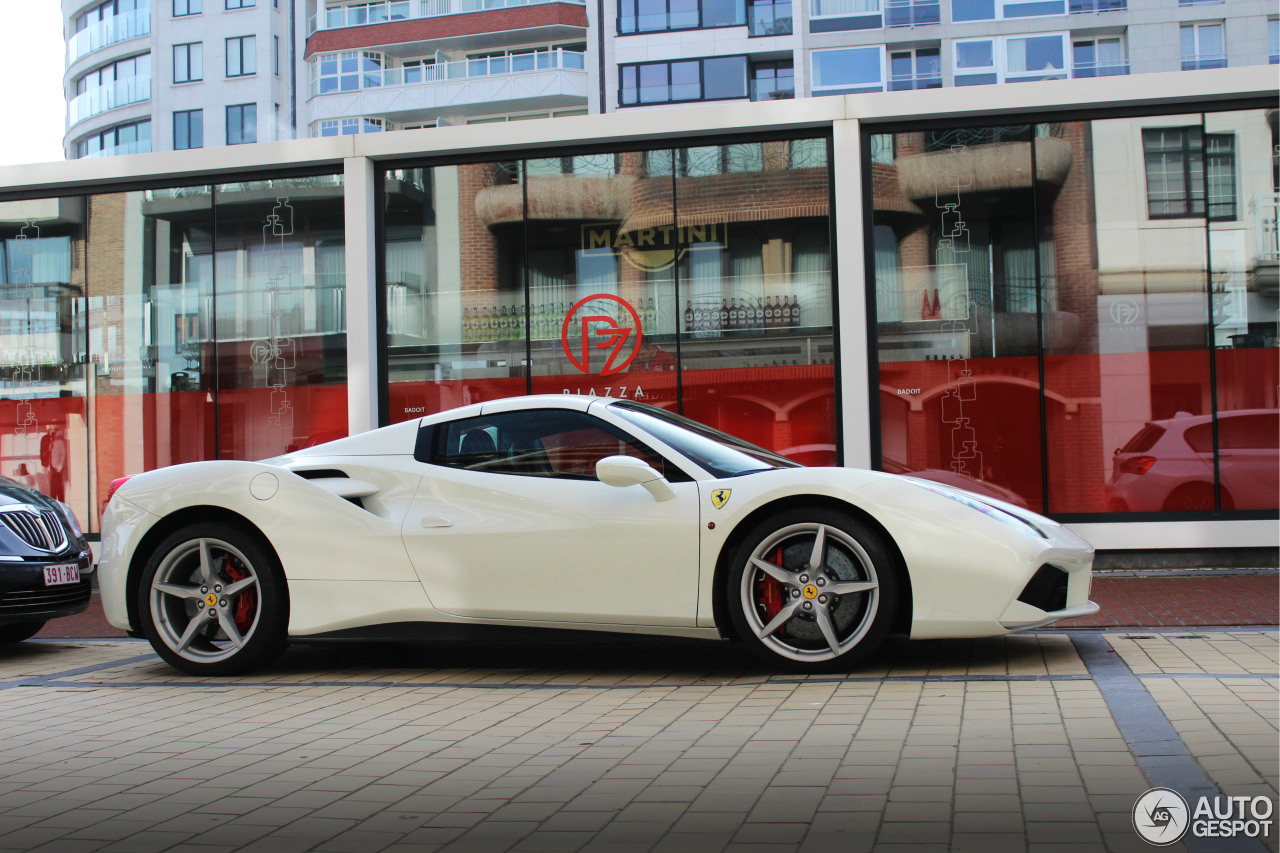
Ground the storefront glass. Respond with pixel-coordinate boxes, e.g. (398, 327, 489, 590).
(869, 108, 1278, 515)
(382, 136, 838, 465)
(0, 174, 345, 531)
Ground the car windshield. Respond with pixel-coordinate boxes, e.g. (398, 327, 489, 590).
(609, 401, 802, 478)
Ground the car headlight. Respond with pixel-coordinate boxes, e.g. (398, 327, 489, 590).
(909, 480, 1048, 539)
(55, 501, 84, 539)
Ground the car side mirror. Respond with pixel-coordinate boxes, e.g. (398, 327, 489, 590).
(596, 455, 676, 502)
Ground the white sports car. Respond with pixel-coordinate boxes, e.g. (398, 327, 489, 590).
(99, 395, 1098, 675)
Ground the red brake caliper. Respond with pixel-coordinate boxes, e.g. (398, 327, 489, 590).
(223, 558, 257, 634)
(755, 546, 786, 637)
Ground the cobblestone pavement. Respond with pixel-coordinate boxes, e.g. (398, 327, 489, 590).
(0, 630, 1275, 853)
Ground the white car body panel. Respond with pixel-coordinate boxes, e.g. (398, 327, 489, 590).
(98, 395, 1096, 647)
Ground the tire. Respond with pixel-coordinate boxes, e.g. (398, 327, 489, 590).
(727, 507, 899, 673)
(1162, 483, 1217, 512)
(0, 621, 46, 644)
(138, 522, 288, 676)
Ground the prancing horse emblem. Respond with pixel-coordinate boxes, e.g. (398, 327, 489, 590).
(711, 489, 731, 509)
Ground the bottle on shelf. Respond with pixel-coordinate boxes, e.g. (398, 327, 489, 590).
(718, 299, 728, 333)
(684, 300, 694, 332)
(789, 295, 801, 328)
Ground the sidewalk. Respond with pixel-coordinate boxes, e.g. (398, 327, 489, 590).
(35, 570, 1279, 640)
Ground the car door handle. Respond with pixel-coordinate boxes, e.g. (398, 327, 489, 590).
(419, 516, 453, 528)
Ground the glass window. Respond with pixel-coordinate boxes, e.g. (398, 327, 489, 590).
(435, 410, 667, 479)
(1072, 37, 1126, 77)
(226, 35, 256, 77)
(174, 0, 201, 14)
(954, 39, 997, 85)
(952, 0, 995, 21)
(173, 109, 202, 149)
(1143, 127, 1236, 221)
(811, 47, 884, 93)
(751, 60, 794, 101)
(1270, 19, 1279, 64)
(1001, 0, 1065, 16)
(382, 135, 837, 467)
(618, 0, 746, 33)
(620, 58, 750, 106)
(889, 48, 941, 90)
(173, 42, 202, 83)
(1006, 34, 1067, 81)
(226, 103, 256, 144)
(1181, 22, 1226, 70)
(703, 56, 748, 100)
(748, 0, 793, 35)
(869, 110, 1277, 516)
(226, 0, 254, 7)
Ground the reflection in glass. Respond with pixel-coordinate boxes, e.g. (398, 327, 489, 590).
(382, 137, 837, 466)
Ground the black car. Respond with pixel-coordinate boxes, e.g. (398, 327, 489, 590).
(0, 477, 94, 644)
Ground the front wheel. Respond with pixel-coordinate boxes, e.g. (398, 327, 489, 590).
(728, 508, 899, 673)
(138, 523, 288, 675)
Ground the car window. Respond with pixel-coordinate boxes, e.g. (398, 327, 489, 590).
(1183, 423, 1213, 454)
(1121, 424, 1166, 453)
(1218, 413, 1279, 450)
(434, 409, 680, 481)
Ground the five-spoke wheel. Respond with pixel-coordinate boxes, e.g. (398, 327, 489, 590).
(728, 509, 898, 672)
(139, 524, 287, 675)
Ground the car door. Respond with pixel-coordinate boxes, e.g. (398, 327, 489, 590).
(401, 407, 701, 626)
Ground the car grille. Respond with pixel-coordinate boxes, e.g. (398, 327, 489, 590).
(0, 509, 68, 553)
(0, 577, 91, 615)
(1017, 564, 1070, 613)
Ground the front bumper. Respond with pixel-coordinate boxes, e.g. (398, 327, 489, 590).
(0, 553, 95, 625)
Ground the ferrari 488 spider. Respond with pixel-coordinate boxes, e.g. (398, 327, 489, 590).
(99, 395, 1097, 675)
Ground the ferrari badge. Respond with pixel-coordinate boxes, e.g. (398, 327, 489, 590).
(711, 489, 731, 509)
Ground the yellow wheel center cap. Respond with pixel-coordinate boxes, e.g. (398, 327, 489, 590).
(205, 593, 219, 607)
(802, 584, 818, 600)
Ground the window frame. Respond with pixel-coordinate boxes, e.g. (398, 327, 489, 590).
(225, 102, 257, 145)
(1141, 126, 1237, 222)
(173, 0, 202, 15)
(226, 35, 257, 78)
(173, 108, 203, 149)
(953, 33, 1069, 85)
(617, 0, 747, 35)
(225, 0, 254, 8)
(173, 41, 203, 84)
(1180, 21, 1226, 70)
(619, 55, 749, 106)
(810, 45, 886, 95)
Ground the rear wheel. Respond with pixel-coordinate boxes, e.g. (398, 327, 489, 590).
(138, 523, 287, 675)
(728, 508, 899, 673)
(0, 621, 45, 644)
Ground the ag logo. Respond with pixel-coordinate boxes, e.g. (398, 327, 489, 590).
(561, 294, 641, 378)
(1133, 788, 1189, 845)
(711, 489, 731, 509)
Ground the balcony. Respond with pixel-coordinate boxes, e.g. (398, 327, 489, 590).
(68, 9, 150, 64)
(1182, 55, 1227, 70)
(1068, 0, 1124, 11)
(750, 77, 795, 100)
(811, 0, 879, 15)
(309, 0, 584, 32)
(68, 76, 151, 127)
(885, 0, 939, 26)
(81, 139, 152, 158)
(1072, 59, 1129, 77)
(748, 3, 793, 35)
(888, 73, 941, 90)
(309, 49, 587, 120)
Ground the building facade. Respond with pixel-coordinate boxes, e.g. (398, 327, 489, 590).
(17, 68, 1279, 551)
(64, 0, 301, 158)
(600, 0, 1279, 111)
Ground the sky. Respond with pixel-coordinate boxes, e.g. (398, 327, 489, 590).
(0, 0, 69, 167)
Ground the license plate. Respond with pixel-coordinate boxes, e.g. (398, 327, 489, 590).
(43, 564, 80, 587)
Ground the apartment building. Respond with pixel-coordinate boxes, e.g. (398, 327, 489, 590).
(600, 0, 1279, 110)
(299, 0, 590, 135)
(63, 0, 298, 158)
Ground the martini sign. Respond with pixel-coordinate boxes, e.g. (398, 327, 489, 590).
(581, 222, 728, 272)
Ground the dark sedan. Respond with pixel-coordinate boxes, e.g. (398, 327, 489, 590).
(0, 478, 94, 644)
